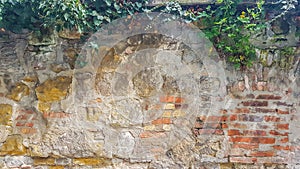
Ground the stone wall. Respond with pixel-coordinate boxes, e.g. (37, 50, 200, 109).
(0, 12, 299, 169)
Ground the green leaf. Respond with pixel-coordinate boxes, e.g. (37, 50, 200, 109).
(63, 13, 69, 21)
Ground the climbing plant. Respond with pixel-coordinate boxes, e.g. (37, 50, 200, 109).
(0, 0, 148, 33)
(148, 0, 265, 69)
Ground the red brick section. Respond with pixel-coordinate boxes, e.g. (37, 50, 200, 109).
(191, 93, 292, 164)
(151, 118, 172, 125)
(140, 95, 188, 139)
(256, 94, 282, 100)
(15, 109, 38, 135)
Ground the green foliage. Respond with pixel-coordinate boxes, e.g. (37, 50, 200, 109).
(0, 0, 40, 32)
(151, 0, 265, 69)
(0, 0, 148, 33)
(195, 0, 265, 69)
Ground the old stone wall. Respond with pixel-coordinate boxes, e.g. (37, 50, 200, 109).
(0, 12, 299, 169)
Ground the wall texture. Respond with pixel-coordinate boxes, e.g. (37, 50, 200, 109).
(0, 12, 299, 169)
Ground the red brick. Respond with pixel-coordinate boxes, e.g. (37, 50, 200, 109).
(16, 122, 25, 126)
(273, 145, 290, 150)
(204, 123, 221, 129)
(276, 109, 289, 114)
(139, 131, 166, 138)
(230, 137, 275, 144)
(25, 122, 34, 127)
(280, 137, 289, 143)
(229, 115, 237, 121)
(276, 124, 289, 130)
(231, 123, 248, 129)
(206, 116, 228, 122)
(264, 116, 280, 122)
(238, 114, 263, 122)
(274, 101, 293, 107)
(258, 124, 270, 129)
(229, 137, 252, 143)
(254, 108, 276, 113)
(230, 157, 257, 163)
(269, 130, 288, 136)
(251, 137, 276, 144)
(196, 129, 224, 135)
(232, 108, 250, 113)
(160, 96, 174, 103)
(242, 101, 268, 107)
(175, 97, 184, 103)
(152, 118, 172, 125)
(249, 151, 275, 157)
(256, 95, 282, 100)
(221, 123, 228, 129)
(243, 130, 267, 136)
(232, 143, 259, 150)
(228, 129, 241, 136)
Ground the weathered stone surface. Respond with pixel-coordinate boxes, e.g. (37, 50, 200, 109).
(132, 68, 163, 97)
(33, 158, 55, 166)
(73, 157, 112, 166)
(35, 76, 72, 103)
(58, 29, 81, 40)
(6, 82, 29, 102)
(0, 135, 27, 155)
(0, 125, 9, 143)
(0, 104, 12, 126)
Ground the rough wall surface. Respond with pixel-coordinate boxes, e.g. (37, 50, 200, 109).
(0, 12, 299, 169)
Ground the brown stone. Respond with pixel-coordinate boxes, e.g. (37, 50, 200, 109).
(0, 135, 27, 155)
(58, 29, 81, 39)
(35, 76, 72, 103)
(33, 158, 56, 165)
(6, 82, 30, 102)
(73, 157, 112, 166)
(0, 104, 12, 126)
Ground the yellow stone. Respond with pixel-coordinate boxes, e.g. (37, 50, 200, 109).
(164, 104, 175, 110)
(37, 102, 51, 113)
(173, 110, 186, 117)
(143, 125, 156, 131)
(6, 82, 29, 102)
(162, 111, 172, 118)
(0, 104, 12, 126)
(49, 166, 64, 169)
(22, 75, 38, 83)
(220, 163, 234, 169)
(0, 135, 27, 155)
(35, 76, 72, 103)
(33, 158, 55, 165)
(73, 157, 112, 166)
